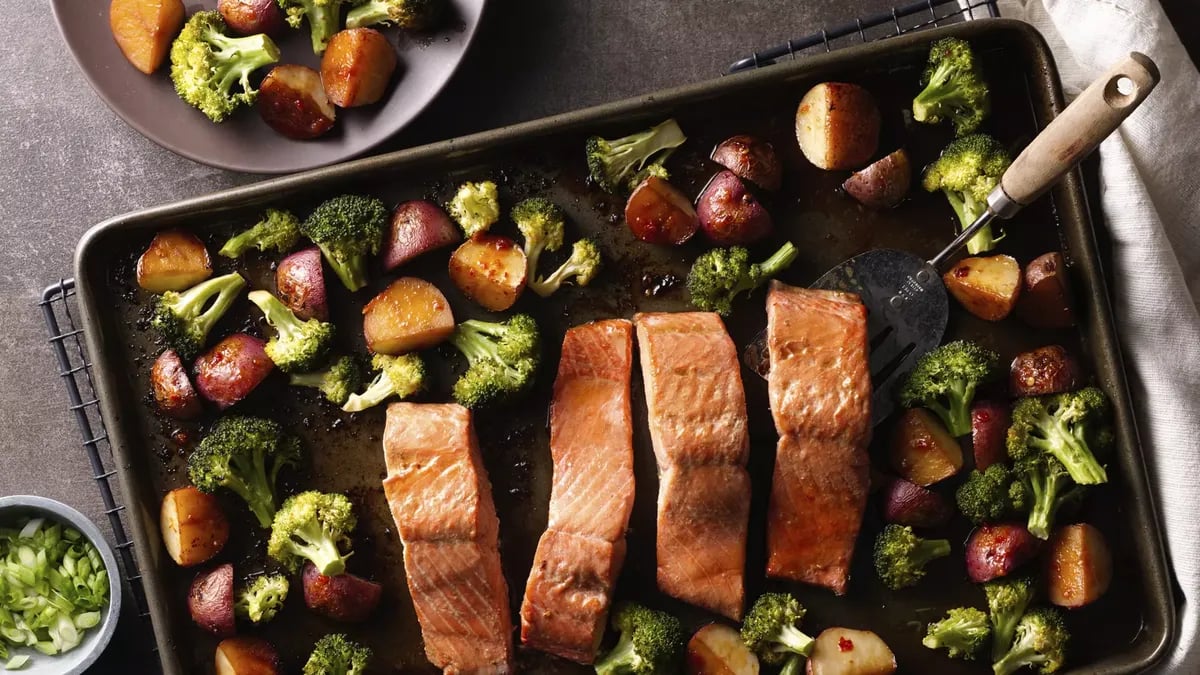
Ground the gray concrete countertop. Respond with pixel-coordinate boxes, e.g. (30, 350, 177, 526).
(1, 1, 1193, 671)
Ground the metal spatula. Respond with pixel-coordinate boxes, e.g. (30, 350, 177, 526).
(744, 52, 1159, 424)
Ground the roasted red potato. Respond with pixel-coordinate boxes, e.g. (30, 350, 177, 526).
(217, 0, 284, 35)
(321, 28, 398, 108)
(625, 176, 699, 245)
(879, 477, 952, 528)
(161, 486, 229, 567)
(1010, 345, 1080, 398)
(889, 409, 964, 486)
(136, 229, 212, 293)
(276, 246, 328, 321)
(965, 522, 1042, 583)
(971, 400, 1011, 470)
(258, 65, 336, 140)
(362, 277, 455, 354)
(1046, 523, 1112, 608)
(215, 636, 280, 675)
(1017, 252, 1076, 328)
(110, 0, 185, 75)
(943, 254, 1021, 321)
(302, 563, 382, 622)
(696, 170, 773, 245)
(711, 135, 782, 191)
(807, 627, 896, 675)
(193, 333, 275, 409)
(842, 149, 910, 209)
(795, 82, 881, 171)
(189, 563, 235, 637)
(151, 349, 202, 419)
(687, 623, 759, 675)
(383, 200, 461, 271)
(448, 235, 528, 311)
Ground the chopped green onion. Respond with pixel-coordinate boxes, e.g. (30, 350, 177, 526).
(4, 654, 29, 670)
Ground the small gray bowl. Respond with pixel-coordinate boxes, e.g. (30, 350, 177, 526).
(0, 496, 123, 675)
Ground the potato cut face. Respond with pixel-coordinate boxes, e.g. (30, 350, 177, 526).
(448, 235, 528, 312)
(110, 0, 185, 75)
(795, 82, 881, 171)
(137, 229, 213, 293)
(807, 627, 896, 675)
(363, 277, 456, 354)
(889, 408, 963, 486)
(943, 254, 1021, 321)
(321, 28, 398, 108)
(160, 486, 229, 567)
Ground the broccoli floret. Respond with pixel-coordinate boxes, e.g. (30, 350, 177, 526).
(512, 197, 566, 282)
(300, 194, 388, 292)
(303, 633, 371, 675)
(188, 416, 301, 528)
(447, 181, 500, 238)
(899, 340, 999, 436)
(529, 239, 602, 297)
(922, 134, 1012, 254)
(740, 592, 815, 666)
(873, 524, 951, 590)
(342, 353, 426, 412)
(686, 242, 798, 316)
(1012, 454, 1084, 539)
(248, 290, 335, 373)
(219, 209, 302, 258)
(236, 574, 289, 624)
(983, 576, 1036, 661)
(913, 37, 991, 136)
(956, 464, 1027, 524)
(278, 0, 348, 53)
(923, 607, 991, 660)
(627, 158, 671, 192)
(268, 491, 356, 576)
(290, 355, 363, 406)
(346, 0, 441, 29)
(595, 602, 685, 675)
(151, 272, 247, 360)
(586, 119, 687, 194)
(1007, 388, 1111, 486)
(992, 607, 1069, 675)
(170, 11, 280, 123)
(448, 315, 540, 409)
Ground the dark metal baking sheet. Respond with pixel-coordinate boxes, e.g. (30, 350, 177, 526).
(72, 19, 1173, 674)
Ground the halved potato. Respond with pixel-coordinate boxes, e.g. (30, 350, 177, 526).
(363, 277, 455, 354)
(136, 229, 212, 293)
(842, 149, 910, 209)
(189, 564, 235, 637)
(1046, 523, 1112, 608)
(321, 28, 398, 108)
(889, 408, 963, 486)
(161, 486, 229, 567)
(448, 235, 527, 311)
(215, 637, 280, 675)
(943, 254, 1021, 321)
(807, 628, 896, 675)
(259, 65, 336, 140)
(686, 623, 759, 675)
(795, 82, 881, 171)
(110, 0, 185, 75)
(1016, 252, 1076, 328)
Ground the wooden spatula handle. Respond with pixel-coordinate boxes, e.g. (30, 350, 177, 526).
(999, 52, 1159, 209)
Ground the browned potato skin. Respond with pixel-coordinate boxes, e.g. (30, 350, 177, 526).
(943, 254, 1021, 321)
(383, 200, 462, 271)
(965, 522, 1042, 583)
(1017, 252, 1077, 328)
(362, 277, 455, 354)
(302, 563, 382, 623)
(151, 349, 202, 419)
(218, 0, 285, 35)
(686, 623, 760, 675)
(321, 28, 398, 108)
(696, 170, 773, 245)
(161, 486, 229, 567)
(807, 628, 896, 675)
(110, 0, 185, 75)
(1010, 345, 1080, 397)
(625, 176, 699, 245)
(842, 149, 910, 209)
(276, 246, 328, 321)
(189, 563, 235, 637)
(971, 400, 1011, 470)
(136, 229, 212, 293)
(193, 334, 275, 409)
(711, 135, 783, 191)
(1046, 523, 1112, 608)
(215, 637, 281, 675)
(879, 477, 951, 528)
(259, 65, 337, 140)
(795, 82, 881, 171)
(889, 409, 963, 486)
(448, 235, 528, 312)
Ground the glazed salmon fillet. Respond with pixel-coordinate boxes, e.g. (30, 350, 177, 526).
(520, 319, 635, 663)
(635, 312, 750, 620)
(765, 281, 872, 594)
(382, 403, 513, 674)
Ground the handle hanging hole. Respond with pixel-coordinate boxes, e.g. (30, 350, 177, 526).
(1104, 75, 1138, 107)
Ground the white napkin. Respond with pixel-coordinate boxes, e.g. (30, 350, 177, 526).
(994, 0, 1200, 669)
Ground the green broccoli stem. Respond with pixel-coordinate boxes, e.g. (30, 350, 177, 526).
(1048, 426, 1108, 485)
(289, 371, 326, 389)
(992, 637, 1047, 675)
(342, 373, 393, 413)
(1026, 467, 1073, 539)
(346, 1, 389, 28)
(291, 519, 347, 576)
(925, 379, 974, 437)
(317, 243, 368, 291)
(594, 630, 635, 675)
(451, 322, 502, 365)
(778, 624, 815, 656)
(305, 4, 340, 53)
(913, 539, 952, 567)
(219, 230, 259, 258)
(175, 273, 246, 328)
(780, 655, 804, 675)
(532, 259, 582, 294)
(758, 242, 799, 280)
(945, 189, 999, 255)
(248, 291, 306, 341)
(227, 451, 278, 528)
(209, 32, 280, 93)
(913, 61, 961, 122)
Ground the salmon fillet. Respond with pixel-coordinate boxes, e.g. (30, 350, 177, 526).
(520, 320, 634, 663)
(764, 281, 872, 594)
(635, 312, 750, 620)
(382, 403, 513, 674)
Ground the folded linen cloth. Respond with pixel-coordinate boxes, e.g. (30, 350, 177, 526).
(995, 0, 1200, 670)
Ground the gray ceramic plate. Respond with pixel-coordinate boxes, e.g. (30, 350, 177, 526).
(52, 0, 485, 174)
